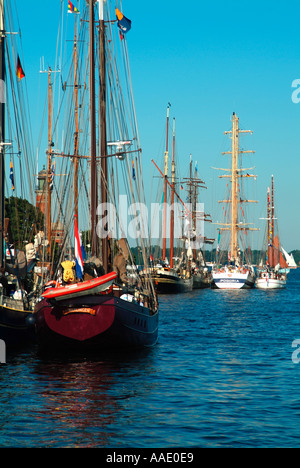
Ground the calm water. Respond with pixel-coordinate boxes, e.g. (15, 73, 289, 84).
(1, 270, 300, 448)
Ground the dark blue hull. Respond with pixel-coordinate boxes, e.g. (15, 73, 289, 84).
(34, 294, 159, 351)
(0, 305, 35, 347)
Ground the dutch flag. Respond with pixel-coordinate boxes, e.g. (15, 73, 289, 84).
(74, 215, 85, 280)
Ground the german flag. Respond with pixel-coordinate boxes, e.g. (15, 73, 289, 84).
(16, 56, 25, 81)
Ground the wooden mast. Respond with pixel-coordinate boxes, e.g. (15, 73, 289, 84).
(73, 16, 79, 219)
(193, 159, 197, 261)
(162, 105, 170, 262)
(230, 113, 238, 261)
(182, 156, 208, 256)
(47, 68, 52, 256)
(267, 175, 275, 267)
(98, 0, 108, 273)
(40, 61, 59, 259)
(189, 154, 193, 203)
(0, 0, 5, 268)
(222, 112, 256, 264)
(89, 0, 98, 257)
(271, 175, 275, 267)
(170, 118, 175, 268)
(267, 185, 271, 265)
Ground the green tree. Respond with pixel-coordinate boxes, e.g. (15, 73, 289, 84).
(5, 197, 44, 249)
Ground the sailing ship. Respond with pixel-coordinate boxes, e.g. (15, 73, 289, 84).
(212, 113, 257, 289)
(281, 247, 297, 269)
(34, 0, 159, 350)
(150, 264, 192, 294)
(150, 107, 192, 293)
(182, 155, 214, 289)
(256, 176, 287, 289)
(0, 0, 38, 346)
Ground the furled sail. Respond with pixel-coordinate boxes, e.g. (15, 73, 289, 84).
(268, 236, 288, 269)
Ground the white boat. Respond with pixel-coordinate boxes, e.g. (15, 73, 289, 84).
(255, 270, 286, 289)
(256, 176, 288, 290)
(212, 113, 258, 290)
(212, 266, 255, 290)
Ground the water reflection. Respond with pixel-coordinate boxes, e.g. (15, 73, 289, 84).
(1, 270, 300, 447)
(31, 349, 156, 447)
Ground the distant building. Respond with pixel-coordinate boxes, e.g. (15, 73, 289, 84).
(35, 166, 47, 215)
(51, 220, 65, 245)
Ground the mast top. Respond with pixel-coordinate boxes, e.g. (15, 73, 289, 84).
(0, 0, 3, 32)
(98, 0, 105, 21)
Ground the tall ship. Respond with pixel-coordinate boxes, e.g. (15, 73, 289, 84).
(34, 1, 159, 350)
(150, 107, 193, 294)
(0, 0, 39, 346)
(256, 176, 288, 289)
(212, 112, 257, 289)
(182, 155, 214, 289)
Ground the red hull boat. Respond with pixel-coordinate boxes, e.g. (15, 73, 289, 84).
(33, 2, 159, 353)
(34, 280, 159, 350)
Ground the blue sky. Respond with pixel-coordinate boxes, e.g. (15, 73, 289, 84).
(15, 0, 300, 251)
